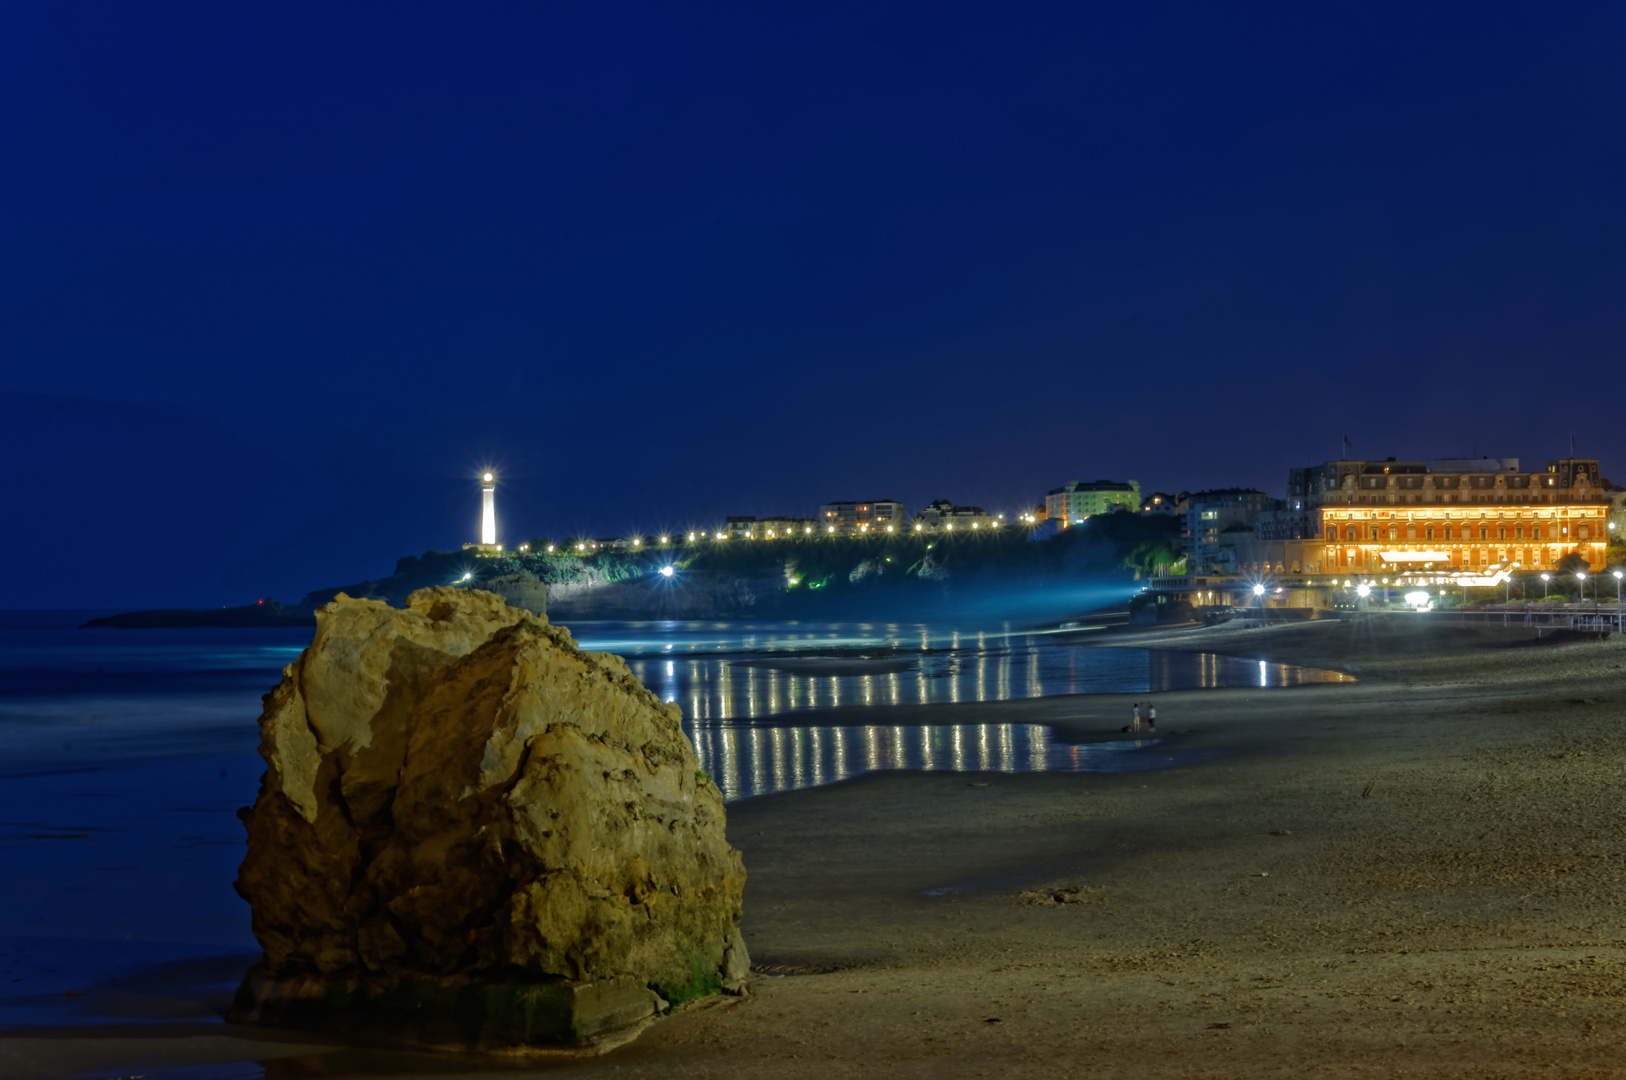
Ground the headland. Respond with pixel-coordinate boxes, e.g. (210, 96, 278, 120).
(81, 514, 1179, 628)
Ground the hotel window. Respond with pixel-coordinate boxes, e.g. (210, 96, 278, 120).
(1406, 524, 1416, 539)
(1478, 524, 1488, 539)
(1387, 525, 1398, 540)
(1425, 524, 1435, 540)
(1514, 524, 1523, 539)
(1443, 524, 1453, 539)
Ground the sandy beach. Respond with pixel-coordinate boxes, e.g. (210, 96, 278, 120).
(5, 616, 1626, 1079)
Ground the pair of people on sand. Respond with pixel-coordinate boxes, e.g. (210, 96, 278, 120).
(1123, 701, 1156, 733)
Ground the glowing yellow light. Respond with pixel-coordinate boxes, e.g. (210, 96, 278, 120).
(482, 472, 492, 482)
(886, 525, 894, 533)
(479, 473, 497, 545)
(946, 524, 953, 531)
(547, 544, 555, 552)
(633, 539, 641, 546)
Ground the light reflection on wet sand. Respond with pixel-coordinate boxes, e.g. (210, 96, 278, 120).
(683, 716, 1183, 802)
(593, 622, 1345, 802)
(632, 642, 1343, 725)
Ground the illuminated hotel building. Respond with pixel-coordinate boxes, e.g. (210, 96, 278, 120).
(1293, 456, 1610, 574)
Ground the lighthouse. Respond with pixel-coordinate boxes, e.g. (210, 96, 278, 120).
(480, 471, 497, 546)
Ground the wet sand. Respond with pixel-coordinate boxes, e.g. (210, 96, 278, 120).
(5, 617, 1626, 1078)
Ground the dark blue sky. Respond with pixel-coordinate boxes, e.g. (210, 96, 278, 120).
(4, 1, 1625, 608)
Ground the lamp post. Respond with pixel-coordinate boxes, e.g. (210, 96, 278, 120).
(1613, 568, 1625, 631)
(1577, 571, 1587, 606)
(1252, 582, 1266, 622)
(1540, 572, 1550, 600)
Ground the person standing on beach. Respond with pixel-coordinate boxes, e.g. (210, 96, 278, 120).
(1147, 704, 1157, 730)
(1125, 702, 1142, 733)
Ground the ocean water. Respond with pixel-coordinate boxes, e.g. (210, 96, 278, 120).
(578, 620, 1342, 800)
(0, 610, 1345, 1045)
(0, 614, 1344, 782)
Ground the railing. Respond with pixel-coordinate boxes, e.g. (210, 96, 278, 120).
(1425, 603, 1623, 635)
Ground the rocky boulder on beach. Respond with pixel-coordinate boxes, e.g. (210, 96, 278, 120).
(228, 588, 747, 1052)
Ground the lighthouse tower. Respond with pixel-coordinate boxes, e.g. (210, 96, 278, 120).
(480, 471, 497, 546)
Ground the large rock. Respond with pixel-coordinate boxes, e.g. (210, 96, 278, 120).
(228, 588, 747, 1052)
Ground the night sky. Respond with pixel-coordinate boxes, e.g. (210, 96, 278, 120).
(4, 2, 1625, 609)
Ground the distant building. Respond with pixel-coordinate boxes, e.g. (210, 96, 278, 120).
(1430, 457, 1521, 475)
(1233, 455, 1613, 576)
(724, 516, 815, 539)
(914, 499, 998, 531)
(1140, 491, 1178, 516)
(818, 499, 907, 534)
(1179, 489, 1278, 572)
(760, 516, 815, 538)
(1044, 479, 1141, 527)
(566, 537, 629, 553)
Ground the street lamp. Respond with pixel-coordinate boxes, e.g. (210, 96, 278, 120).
(1252, 582, 1266, 621)
(1577, 570, 1587, 604)
(1540, 572, 1550, 599)
(1614, 569, 1624, 631)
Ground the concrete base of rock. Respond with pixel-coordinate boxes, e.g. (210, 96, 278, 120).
(226, 964, 670, 1053)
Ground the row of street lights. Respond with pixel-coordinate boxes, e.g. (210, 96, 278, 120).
(562, 522, 1011, 551)
(1535, 568, 1626, 603)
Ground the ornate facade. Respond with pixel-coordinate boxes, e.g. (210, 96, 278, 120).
(1309, 457, 1609, 573)
(1225, 457, 1611, 577)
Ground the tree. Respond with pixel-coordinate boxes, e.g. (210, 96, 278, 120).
(1555, 551, 1590, 575)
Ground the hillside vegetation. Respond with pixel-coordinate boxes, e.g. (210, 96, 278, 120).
(298, 513, 1181, 619)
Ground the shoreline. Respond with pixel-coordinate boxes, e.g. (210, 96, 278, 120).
(4, 620, 1625, 1077)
